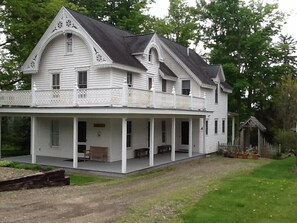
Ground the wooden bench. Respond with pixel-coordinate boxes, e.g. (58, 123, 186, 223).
(84, 146, 108, 161)
(134, 148, 149, 158)
(157, 145, 171, 154)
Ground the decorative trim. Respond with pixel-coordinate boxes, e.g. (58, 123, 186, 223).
(93, 48, 107, 63)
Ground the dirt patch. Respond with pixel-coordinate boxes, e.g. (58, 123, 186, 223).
(0, 156, 269, 223)
(0, 167, 40, 181)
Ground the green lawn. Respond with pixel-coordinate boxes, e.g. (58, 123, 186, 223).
(183, 157, 297, 223)
(69, 174, 113, 185)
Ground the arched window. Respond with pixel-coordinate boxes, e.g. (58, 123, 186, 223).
(148, 48, 159, 63)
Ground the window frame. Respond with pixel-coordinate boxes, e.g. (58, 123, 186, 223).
(148, 77, 152, 90)
(78, 71, 87, 89)
(214, 119, 218, 134)
(182, 80, 190, 95)
(222, 119, 226, 134)
(127, 72, 133, 87)
(215, 84, 219, 104)
(162, 79, 167, 92)
(51, 120, 59, 147)
(52, 73, 60, 90)
(65, 33, 73, 54)
(205, 120, 208, 135)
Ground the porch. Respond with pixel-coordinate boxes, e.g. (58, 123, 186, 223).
(5, 152, 203, 175)
(0, 85, 205, 111)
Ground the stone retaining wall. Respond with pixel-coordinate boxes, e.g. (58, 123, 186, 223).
(0, 169, 70, 192)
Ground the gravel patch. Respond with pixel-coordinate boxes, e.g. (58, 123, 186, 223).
(0, 167, 40, 181)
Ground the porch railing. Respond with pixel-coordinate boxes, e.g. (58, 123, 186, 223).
(0, 83, 206, 111)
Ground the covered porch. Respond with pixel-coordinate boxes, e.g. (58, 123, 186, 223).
(5, 152, 203, 175)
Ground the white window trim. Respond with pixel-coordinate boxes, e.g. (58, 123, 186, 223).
(65, 33, 73, 54)
(127, 121, 132, 148)
(214, 119, 218, 135)
(181, 79, 191, 95)
(222, 118, 226, 134)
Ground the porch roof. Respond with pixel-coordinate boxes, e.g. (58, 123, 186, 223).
(0, 107, 212, 118)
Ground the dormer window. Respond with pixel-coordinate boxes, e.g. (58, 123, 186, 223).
(148, 48, 159, 63)
(215, 84, 219, 104)
(66, 33, 72, 53)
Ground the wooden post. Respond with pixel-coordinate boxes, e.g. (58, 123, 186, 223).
(122, 117, 127, 173)
(73, 81, 78, 106)
(73, 117, 78, 168)
(189, 91, 193, 110)
(31, 82, 37, 107)
(203, 117, 206, 154)
(232, 116, 235, 145)
(172, 87, 176, 109)
(171, 117, 176, 161)
(122, 81, 128, 107)
(0, 117, 2, 159)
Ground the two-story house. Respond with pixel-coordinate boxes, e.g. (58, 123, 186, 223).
(0, 7, 231, 174)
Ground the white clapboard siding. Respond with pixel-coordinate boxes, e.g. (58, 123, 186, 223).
(35, 34, 92, 90)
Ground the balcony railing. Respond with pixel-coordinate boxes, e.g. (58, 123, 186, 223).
(0, 83, 206, 111)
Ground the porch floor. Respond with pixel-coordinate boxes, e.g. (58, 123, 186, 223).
(4, 152, 203, 175)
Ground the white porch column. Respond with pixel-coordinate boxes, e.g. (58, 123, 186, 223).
(150, 118, 155, 166)
(171, 117, 176, 161)
(31, 116, 36, 164)
(232, 116, 235, 144)
(203, 117, 206, 154)
(73, 117, 78, 168)
(189, 118, 193, 157)
(122, 117, 127, 173)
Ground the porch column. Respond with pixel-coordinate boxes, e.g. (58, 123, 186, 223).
(189, 118, 193, 157)
(171, 117, 176, 161)
(203, 117, 206, 154)
(150, 118, 155, 166)
(122, 117, 127, 173)
(232, 116, 235, 144)
(73, 117, 78, 168)
(31, 116, 36, 164)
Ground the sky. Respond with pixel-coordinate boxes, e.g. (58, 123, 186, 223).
(149, 0, 297, 41)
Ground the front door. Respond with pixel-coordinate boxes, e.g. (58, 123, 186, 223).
(78, 121, 87, 153)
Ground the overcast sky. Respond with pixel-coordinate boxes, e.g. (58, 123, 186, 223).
(149, 0, 297, 40)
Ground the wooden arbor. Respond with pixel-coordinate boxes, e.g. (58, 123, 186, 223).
(239, 116, 266, 154)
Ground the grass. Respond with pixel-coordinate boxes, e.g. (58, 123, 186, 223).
(0, 160, 53, 171)
(68, 174, 113, 186)
(183, 157, 297, 223)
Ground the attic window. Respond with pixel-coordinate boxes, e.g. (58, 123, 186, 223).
(215, 84, 219, 104)
(148, 48, 152, 62)
(66, 33, 72, 53)
(148, 48, 158, 63)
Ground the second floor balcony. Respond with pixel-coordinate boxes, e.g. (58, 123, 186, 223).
(0, 84, 206, 111)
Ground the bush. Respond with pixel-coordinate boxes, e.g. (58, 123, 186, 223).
(0, 160, 14, 167)
(274, 129, 297, 153)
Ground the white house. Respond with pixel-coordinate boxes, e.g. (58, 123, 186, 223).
(0, 7, 232, 174)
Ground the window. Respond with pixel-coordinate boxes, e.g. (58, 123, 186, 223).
(52, 73, 60, 98)
(182, 80, 190, 95)
(181, 121, 189, 145)
(215, 84, 218, 104)
(222, 119, 225, 134)
(205, 120, 208, 135)
(66, 33, 72, 53)
(78, 71, 87, 88)
(127, 72, 133, 87)
(148, 77, 152, 90)
(214, 119, 218, 134)
(148, 48, 152, 62)
(162, 120, 166, 143)
(127, 121, 132, 147)
(162, 79, 166, 92)
(51, 120, 59, 147)
(52, 73, 60, 89)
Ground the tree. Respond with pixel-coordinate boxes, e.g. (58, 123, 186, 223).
(69, 0, 154, 34)
(274, 74, 297, 130)
(0, 0, 84, 90)
(196, 0, 287, 121)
